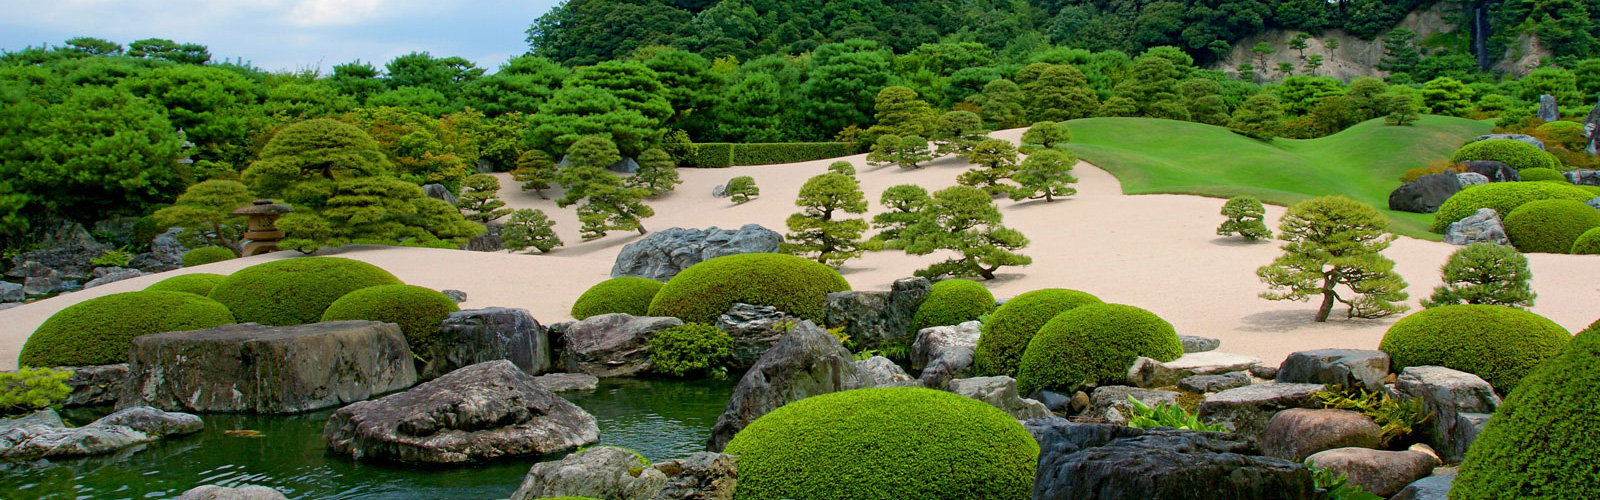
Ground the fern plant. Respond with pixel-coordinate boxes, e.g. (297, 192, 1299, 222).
(1312, 385, 1433, 447)
(1312, 466, 1384, 500)
(1125, 395, 1229, 432)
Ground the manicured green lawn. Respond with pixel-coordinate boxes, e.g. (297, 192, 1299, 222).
(1062, 115, 1494, 240)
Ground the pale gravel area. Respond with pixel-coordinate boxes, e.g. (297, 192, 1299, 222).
(3, 128, 1596, 371)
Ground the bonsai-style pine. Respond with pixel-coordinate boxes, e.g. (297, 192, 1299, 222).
(1383, 93, 1420, 126)
(1009, 149, 1078, 202)
(871, 184, 930, 248)
(726, 176, 759, 203)
(1019, 121, 1073, 153)
(557, 136, 654, 238)
(512, 149, 557, 199)
(929, 110, 988, 159)
(629, 147, 681, 196)
(1422, 243, 1535, 309)
(826, 161, 856, 177)
(1217, 196, 1273, 240)
(904, 185, 1032, 280)
(153, 179, 254, 256)
(866, 134, 933, 169)
(455, 173, 512, 223)
(865, 85, 935, 140)
(501, 208, 563, 253)
(782, 173, 870, 267)
(1258, 196, 1409, 322)
(957, 138, 1020, 195)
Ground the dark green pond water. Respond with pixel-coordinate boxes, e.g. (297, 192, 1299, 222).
(0, 377, 737, 500)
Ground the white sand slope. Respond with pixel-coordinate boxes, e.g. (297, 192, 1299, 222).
(2, 128, 1596, 372)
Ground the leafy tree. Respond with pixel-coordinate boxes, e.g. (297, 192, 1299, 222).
(385, 51, 484, 99)
(968, 78, 1027, 129)
(1023, 64, 1100, 121)
(630, 148, 681, 196)
(1009, 149, 1079, 202)
(462, 55, 569, 117)
(152, 180, 255, 256)
(1421, 77, 1474, 117)
(1383, 92, 1420, 126)
(712, 72, 788, 142)
(904, 185, 1032, 280)
(802, 40, 894, 138)
(513, 150, 557, 199)
(63, 37, 122, 56)
(566, 60, 674, 124)
(501, 208, 563, 254)
(341, 107, 475, 187)
(726, 176, 759, 203)
(958, 139, 1020, 195)
(1217, 195, 1272, 241)
(330, 60, 388, 102)
(1257, 196, 1409, 322)
(126, 38, 210, 65)
(782, 173, 871, 267)
(456, 174, 512, 223)
(643, 49, 723, 134)
(866, 86, 935, 142)
(1097, 96, 1141, 117)
(524, 0, 690, 65)
(1422, 243, 1536, 309)
(929, 110, 988, 158)
(1274, 76, 1344, 115)
(1517, 67, 1584, 106)
(527, 86, 659, 158)
(873, 184, 931, 246)
(1116, 56, 1187, 119)
(1229, 94, 1285, 139)
(1178, 78, 1231, 125)
(1020, 121, 1072, 152)
(119, 65, 263, 164)
(366, 86, 457, 116)
(263, 81, 356, 120)
(1236, 62, 1258, 83)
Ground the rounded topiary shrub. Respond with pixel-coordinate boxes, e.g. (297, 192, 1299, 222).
(1449, 320, 1600, 500)
(1431, 182, 1596, 232)
(208, 257, 402, 326)
(912, 279, 996, 332)
(1378, 305, 1569, 392)
(1573, 227, 1600, 255)
(1016, 303, 1184, 394)
(144, 273, 228, 296)
(723, 387, 1038, 500)
(1517, 168, 1568, 183)
(570, 277, 665, 320)
(181, 247, 238, 267)
(1503, 199, 1600, 254)
(18, 291, 236, 367)
(973, 288, 1104, 377)
(647, 253, 850, 325)
(321, 284, 458, 351)
(649, 323, 734, 377)
(1448, 139, 1560, 172)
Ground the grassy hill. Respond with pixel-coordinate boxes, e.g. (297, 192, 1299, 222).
(1062, 115, 1494, 240)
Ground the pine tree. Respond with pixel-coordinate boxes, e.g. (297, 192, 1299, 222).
(1217, 196, 1272, 241)
(456, 173, 512, 223)
(782, 173, 870, 267)
(576, 184, 654, 238)
(726, 176, 759, 203)
(1383, 93, 1420, 126)
(866, 134, 901, 168)
(827, 161, 856, 178)
(1305, 54, 1324, 77)
(930, 110, 988, 159)
(1258, 196, 1409, 322)
(512, 150, 557, 199)
(904, 185, 1031, 280)
(1022, 64, 1100, 122)
(1251, 42, 1276, 70)
(957, 138, 1019, 195)
(872, 184, 930, 247)
(1009, 150, 1078, 202)
(630, 148, 681, 196)
(501, 208, 563, 253)
(557, 136, 653, 238)
(1236, 62, 1258, 84)
(1229, 94, 1285, 139)
(1019, 121, 1072, 153)
(893, 135, 934, 169)
(1423, 243, 1536, 309)
(1289, 33, 1311, 59)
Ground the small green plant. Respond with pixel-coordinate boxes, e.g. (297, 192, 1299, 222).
(1312, 466, 1385, 500)
(648, 323, 734, 377)
(0, 367, 74, 417)
(1124, 395, 1229, 432)
(1217, 196, 1272, 240)
(91, 248, 134, 268)
(852, 349, 883, 361)
(1312, 385, 1432, 447)
(726, 176, 759, 204)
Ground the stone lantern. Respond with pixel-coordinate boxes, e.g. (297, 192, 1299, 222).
(233, 200, 293, 256)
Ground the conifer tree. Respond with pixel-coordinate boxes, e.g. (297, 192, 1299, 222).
(1009, 149, 1078, 202)
(904, 185, 1031, 280)
(556, 136, 653, 238)
(1229, 94, 1284, 139)
(929, 110, 988, 159)
(456, 174, 513, 223)
(866, 134, 901, 168)
(512, 149, 556, 199)
(827, 161, 856, 178)
(872, 184, 931, 247)
(1019, 121, 1072, 153)
(1423, 243, 1536, 309)
(1217, 196, 1272, 241)
(630, 147, 681, 196)
(957, 139, 1020, 195)
(726, 176, 759, 203)
(1258, 196, 1409, 322)
(501, 208, 563, 253)
(782, 173, 870, 267)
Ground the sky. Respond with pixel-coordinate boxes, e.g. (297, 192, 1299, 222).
(0, 0, 565, 74)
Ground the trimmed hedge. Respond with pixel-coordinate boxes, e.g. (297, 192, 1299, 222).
(648, 323, 734, 377)
(208, 257, 403, 326)
(974, 288, 1104, 378)
(1503, 199, 1600, 254)
(144, 273, 228, 296)
(321, 284, 459, 352)
(1573, 227, 1600, 255)
(1431, 182, 1596, 233)
(1016, 303, 1184, 394)
(912, 279, 996, 333)
(18, 291, 236, 367)
(1518, 168, 1568, 183)
(1378, 305, 1569, 392)
(181, 247, 237, 267)
(723, 387, 1038, 500)
(570, 277, 665, 320)
(1449, 139, 1561, 171)
(684, 142, 855, 168)
(1450, 320, 1600, 500)
(647, 253, 850, 325)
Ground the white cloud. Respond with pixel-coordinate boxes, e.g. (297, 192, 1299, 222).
(285, 0, 384, 27)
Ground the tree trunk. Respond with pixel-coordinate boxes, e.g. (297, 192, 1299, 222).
(1315, 272, 1338, 322)
(636, 225, 648, 235)
(979, 265, 997, 280)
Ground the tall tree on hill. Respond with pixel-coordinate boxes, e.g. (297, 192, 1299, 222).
(527, 86, 659, 157)
(865, 86, 936, 143)
(1023, 64, 1101, 122)
(968, 79, 1028, 129)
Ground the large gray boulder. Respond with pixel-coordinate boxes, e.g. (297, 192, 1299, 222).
(1443, 208, 1511, 246)
(1388, 173, 1462, 214)
(947, 376, 1050, 420)
(1455, 172, 1489, 186)
(1564, 169, 1600, 186)
(23, 274, 63, 296)
(1305, 446, 1440, 497)
(1260, 408, 1382, 462)
(9, 222, 109, 279)
(854, 356, 912, 387)
(823, 277, 931, 351)
(1394, 366, 1501, 461)
(83, 267, 143, 289)
(1027, 418, 1316, 500)
(1392, 474, 1455, 500)
(323, 360, 598, 463)
(1197, 382, 1326, 439)
(59, 363, 127, 407)
(1538, 94, 1560, 122)
(910, 320, 981, 389)
(715, 303, 791, 369)
(706, 320, 864, 452)
(119, 321, 417, 414)
(422, 183, 457, 205)
(511, 446, 668, 500)
(652, 452, 738, 500)
(421, 307, 549, 379)
(562, 313, 682, 377)
(1276, 349, 1390, 392)
(129, 227, 186, 272)
(610, 225, 782, 281)
(0, 406, 200, 461)
(1474, 133, 1545, 150)
(0, 281, 21, 303)
(177, 485, 289, 500)
(1460, 161, 1521, 182)
(1127, 351, 1262, 388)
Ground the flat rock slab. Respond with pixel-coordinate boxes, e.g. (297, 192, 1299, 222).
(1277, 349, 1390, 393)
(1178, 371, 1253, 393)
(948, 376, 1050, 420)
(1197, 382, 1325, 439)
(1306, 447, 1440, 497)
(533, 372, 600, 392)
(1128, 351, 1262, 388)
(120, 321, 417, 414)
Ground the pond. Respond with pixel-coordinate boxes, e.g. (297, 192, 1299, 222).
(0, 376, 738, 500)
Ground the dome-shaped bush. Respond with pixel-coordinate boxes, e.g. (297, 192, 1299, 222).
(1378, 305, 1569, 392)
(1431, 182, 1596, 232)
(1449, 320, 1600, 500)
(1015, 303, 1184, 394)
(1534, 120, 1589, 151)
(1572, 227, 1600, 255)
(723, 387, 1038, 500)
(321, 284, 458, 351)
(181, 247, 237, 267)
(570, 277, 664, 320)
(18, 291, 236, 367)
(1449, 139, 1560, 171)
(911, 279, 996, 332)
(144, 273, 228, 296)
(647, 253, 850, 324)
(1517, 168, 1568, 183)
(208, 257, 402, 326)
(1503, 199, 1600, 254)
(973, 288, 1104, 377)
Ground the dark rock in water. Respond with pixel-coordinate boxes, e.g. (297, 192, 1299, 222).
(1026, 418, 1316, 500)
(1537, 94, 1560, 122)
(177, 485, 290, 500)
(422, 183, 457, 205)
(562, 313, 681, 377)
(1443, 208, 1510, 246)
(1197, 382, 1325, 440)
(715, 304, 791, 369)
(1394, 366, 1500, 462)
(651, 452, 737, 500)
(609, 225, 782, 281)
(1564, 169, 1600, 186)
(1391, 474, 1455, 500)
(63, 363, 130, 407)
(421, 307, 549, 380)
(1277, 349, 1391, 393)
(1473, 134, 1545, 150)
(119, 321, 417, 414)
(1460, 161, 1521, 182)
(84, 268, 143, 289)
(1305, 446, 1440, 497)
(323, 360, 599, 463)
(510, 446, 667, 500)
(1388, 173, 1462, 214)
(706, 320, 864, 452)
(1260, 408, 1381, 462)
(910, 320, 980, 389)
(532, 372, 599, 392)
(824, 277, 931, 352)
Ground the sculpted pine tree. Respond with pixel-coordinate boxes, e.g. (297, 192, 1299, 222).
(501, 208, 563, 253)
(894, 135, 934, 169)
(1022, 64, 1100, 122)
(827, 161, 857, 177)
(904, 185, 1032, 280)
(556, 136, 624, 208)
(1009, 149, 1078, 202)
(512, 150, 556, 199)
(929, 111, 988, 159)
(726, 176, 759, 203)
(630, 148, 681, 196)
(872, 184, 931, 247)
(557, 136, 653, 238)
(1229, 94, 1284, 139)
(456, 174, 512, 223)
(782, 173, 870, 267)
(957, 139, 1020, 195)
(1019, 121, 1072, 153)
(153, 179, 255, 256)
(1383, 93, 1420, 126)
(866, 134, 901, 168)
(1422, 243, 1536, 309)
(865, 86, 935, 140)
(1217, 196, 1273, 240)
(1257, 196, 1409, 322)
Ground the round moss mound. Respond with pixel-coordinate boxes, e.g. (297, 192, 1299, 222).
(1450, 320, 1600, 500)
(208, 257, 403, 326)
(1016, 303, 1184, 394)
(1572, 227, 1600, 255)
(18, 291, 236, 367)
(570, 277, 665, 320)
(144, 273, 229, 296)
(1378, 305, 1569, 392)
(647, 253, 850, 325)
(973, 288, 1104, 378)
(1431, 182, 1596, 232)
(1503, 199, 1600, 254)
(321, 284, 458, 351)
(1449, 139, 1560, 172)
(180, 247, 237, 267)
(911, 279, 996, 332)
(724, 387, 1038, 500)
(1518, 168, 1568, 183)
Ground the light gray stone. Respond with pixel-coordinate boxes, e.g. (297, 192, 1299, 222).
(1537, 94, 1560, 122)
(1179, 335, 1221, 353)
(22, 274, 62, 296)
(1455, 172, 1489, 186)
(652, 452, 737, 500)
(83, 268, 143, 289)
(1305, 447, 1440, 497)
(441, 289, 467, 303)
(1197, 382, 1326, 439)
(1089, 386, 1179, 424)
(948, 376, 1051, 420)
(1260, 408, 1382, 462)
(0, 409, 63, 432)
(854, 356, 912, 387)
(95, 406, 203, 436)
(422, 307, 549, 380)
(609, 225, 782, 281)
(511, 446, 667, 500)
(534, 372, 600, 392)
(0, 282, 24, 303)
(1277, 349, 1390, 393)
(1474, 133, 1545, 150)
(1564, 169, 1600, 187)
(1394, 366, 1501, 461)
(1128, 351, 1262, 388)
(716, 304, 792, 369)
(562, 313, 682, 377)
(910, 321, 981, 389)
(706, 320, 863, 452)
(0, 406, 200, 461)
(422, 183, 457, 205)
(1177, 371, 1253, 393)
(177, 485, 289, 500)
(1443, 208, 1510, 246)
(824, 277, 930, 352)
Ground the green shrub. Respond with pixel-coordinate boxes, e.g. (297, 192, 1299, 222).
(684, 143, 856, 168)
(973, 288, 1103, 377)
(1217, 196, 1272, 240)
(1573, 227, 1600, 255)
(91, 249, 134, 268)
(0, 367, 73, 416)
(18, 291, 236, 367)
(1448, 139, 1561, 171)
(726, 176, 759, 203)
(1503, 199, 1600, 254)
(648, 323, 734, 377)
(1431, 182, 1596, 232)
(723, 387, 1038, 500)
(1518, 168, 1568, 183)
(1450, 319, 1600, 500)
(1378, 305, 1569, 392)
(1533, 120, 1589, 150)
(144, 273, 228, 296)
(571, 277, 665, 320)
(1422, 243, 1535, 309)
(1016, 303, 1184, 394)
(912, 279, 996, 332)
(648, 253, 850, 325)
(181, 246, 238, 267)
(687, 143, 735, 168)
(321, 284, 458, 352)
(208, 257, 402, 326)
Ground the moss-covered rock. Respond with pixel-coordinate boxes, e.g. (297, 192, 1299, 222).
(1449, 139, 1560, 171)
(1015, 303, 1184, 394)
(180, 247, 237, 267)
(570, 277, 665, 320)
(1431, 182, 1595, 233)
(321, 284, 459, 352)
(144, 273, 228, 296)
(1503, 199, 1600, 254)
(911, 279, 996, 332)
(208, 257, 402, 326)
(647, 253, 850, 324)
(18, 291, 236, 367)
(1378, 305, 1569, 392)
(973, 288, 1103, 378)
